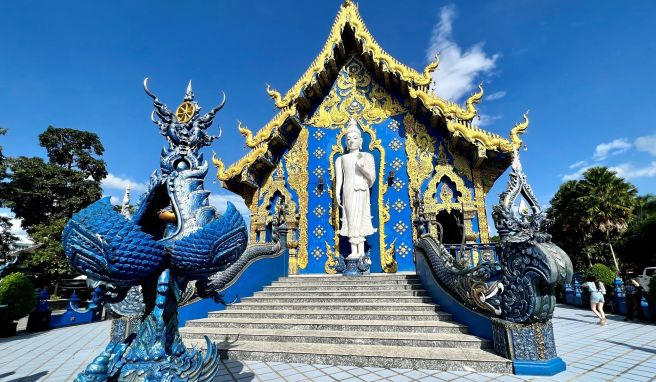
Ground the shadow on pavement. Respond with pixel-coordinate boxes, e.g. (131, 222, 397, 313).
(603, 339, 656, 355)
(6, 370, 48, 382)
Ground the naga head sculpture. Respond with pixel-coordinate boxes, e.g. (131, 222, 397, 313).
(492, 151, 573, 322)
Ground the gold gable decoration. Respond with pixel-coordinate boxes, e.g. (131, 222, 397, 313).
(284, 129, 310, 270)
(216, 1, 528, 206)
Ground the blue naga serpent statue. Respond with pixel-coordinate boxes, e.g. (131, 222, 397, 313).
(415, 151, 573, 323)
(62, 79, 259, 382)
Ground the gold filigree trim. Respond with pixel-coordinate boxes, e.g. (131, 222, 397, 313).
(473, 167, 490, 243)
(407, 84, 483, 122)
(268, 1, 433, 110)
(238, 105, 298, 148)
(285, 129, 309, 269)
(213, 144, 268, 182)
(423, 144, 474, 214)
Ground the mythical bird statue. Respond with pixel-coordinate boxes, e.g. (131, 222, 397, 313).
(63, 79, 256, 382)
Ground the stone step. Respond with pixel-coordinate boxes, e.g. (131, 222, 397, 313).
(253, 290, 428, 297)
(241, 296, 434, 304)
(272, 280, 424, 287)
(279, 274, 418, 282)
(265, 284, 426, 291)
(185, 317, 468, 334)
(227, 302, 442, 312)
(183, 340, 512, 373)
(208, 309, 452, 321)
(180, 327, 490, 349)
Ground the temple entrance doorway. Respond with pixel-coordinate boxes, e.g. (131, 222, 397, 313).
(435, 209, 463, 244)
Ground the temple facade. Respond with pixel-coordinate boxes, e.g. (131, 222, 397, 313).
(215, 1, 528, 275)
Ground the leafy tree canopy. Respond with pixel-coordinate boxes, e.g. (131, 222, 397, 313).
(5, 156, 102, 230)
(0, 216, 18, 259)
(2, 126, 107, 282)
(548, 167, 637, 271)
(38, 126, 107, 181)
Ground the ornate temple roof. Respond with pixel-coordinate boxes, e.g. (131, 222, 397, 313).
(214, 0, 528, 201)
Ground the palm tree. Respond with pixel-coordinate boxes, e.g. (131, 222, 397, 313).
(578, 167, 637, 271)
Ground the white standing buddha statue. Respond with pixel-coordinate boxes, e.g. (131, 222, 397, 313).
(335, 118, 377, 262)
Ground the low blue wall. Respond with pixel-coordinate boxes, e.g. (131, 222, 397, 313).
(414, 249, 493, 340)
(178, 247, 289, 327)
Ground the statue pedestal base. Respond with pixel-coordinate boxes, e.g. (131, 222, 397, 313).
(491, 318, 566, 376)
(343, 257, 363, 276)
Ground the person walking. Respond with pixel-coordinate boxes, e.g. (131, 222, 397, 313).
(583, 275, 607, 325)
(624, 275, 645, 322)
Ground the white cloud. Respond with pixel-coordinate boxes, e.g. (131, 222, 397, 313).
(209, 193, 250, 216)
(609, 162, 656, 179)
(426, 5, 499, 102)
(568, 160, 587, 169)
(635, 134, 656, 156)
(592, 139, 631, 161)
(476, 113, 502, 127)
(561, 166, 592, 181)
(101, 173, 148, 193)
(485, 91, 506, 101)
(0, 209, 32, 244)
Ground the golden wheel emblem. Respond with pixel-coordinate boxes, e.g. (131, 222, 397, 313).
(175, 102, 195, 123)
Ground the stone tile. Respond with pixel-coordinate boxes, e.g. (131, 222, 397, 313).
(331, 371, 355, 380)
(313, 376, 338, 382)
(303, 369, 328, 378)
(276, 368, 299, 377)
(374, 369, 398, 378)
(359, 373, 382, 382)
(284, 374, 311, 382)
(323, 366, 345, 375)
(258, 372, 281, 381)
(388, 375, 412, 382)
(430, 372, 462, 381)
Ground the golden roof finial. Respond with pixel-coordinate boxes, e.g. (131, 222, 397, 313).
(266, 83, 284, 108)
(343, 0, 354, 7)
(423, 53, 440, 78)
(510, 111, 530, 150)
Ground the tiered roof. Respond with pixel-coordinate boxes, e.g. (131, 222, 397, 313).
(214, 1, 528, 200)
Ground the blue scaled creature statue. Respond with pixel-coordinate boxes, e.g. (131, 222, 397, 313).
(415, 151, 573, 323)
(62, 79, 249, 382)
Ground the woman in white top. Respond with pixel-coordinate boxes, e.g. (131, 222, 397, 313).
(582, 275, 607, 325)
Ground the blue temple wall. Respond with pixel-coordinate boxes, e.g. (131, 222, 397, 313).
(253, 58, 490, 274)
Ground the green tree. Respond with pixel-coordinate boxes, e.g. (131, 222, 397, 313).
(547, 167, 637, 271)
(578, 167, 637, 271)
(547, 180, 591, 268)
(617, 194, 656, 270)
(2, 126, 107, 286)
(0, 216, 18, 259)
(38, 126, 107, 182)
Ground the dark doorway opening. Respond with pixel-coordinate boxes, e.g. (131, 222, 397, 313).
(435, 209, 463, 244)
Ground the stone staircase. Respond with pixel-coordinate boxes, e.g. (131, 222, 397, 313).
(180, 274, 512, 373)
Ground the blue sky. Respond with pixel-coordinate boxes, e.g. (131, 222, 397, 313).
(1, 1, 655, 242)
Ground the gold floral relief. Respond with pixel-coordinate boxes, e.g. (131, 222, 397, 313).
(285, 129, 309, 269)
(423, 144, 474, 213)
(307, 59, 405, 129)
(473, 167, 490, 243)
(403, 113, 435, 226)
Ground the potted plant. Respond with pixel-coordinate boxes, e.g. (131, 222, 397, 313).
(0, 272, 36, 337)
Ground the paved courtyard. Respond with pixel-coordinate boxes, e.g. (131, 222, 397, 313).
(0, 304, 654, 382)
